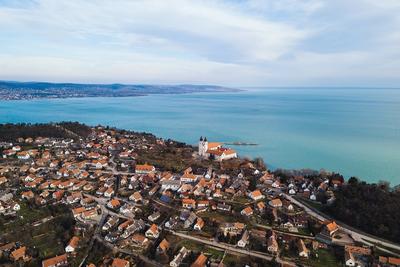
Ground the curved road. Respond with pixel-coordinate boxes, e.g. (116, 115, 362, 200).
(169, 230, 298, 267)
(285, 194, 400, 256)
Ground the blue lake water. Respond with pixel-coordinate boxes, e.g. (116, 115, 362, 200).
(1, 88, 400, 184)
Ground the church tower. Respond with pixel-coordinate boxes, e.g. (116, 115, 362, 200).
(198, 136, 208, 157)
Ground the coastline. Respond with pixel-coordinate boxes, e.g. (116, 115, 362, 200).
(0, 80, 243, 101)
(1, 88, 399, 183)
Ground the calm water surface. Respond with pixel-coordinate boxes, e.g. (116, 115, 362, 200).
(1, 88, 400, 184)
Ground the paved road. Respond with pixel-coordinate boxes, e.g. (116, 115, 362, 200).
(254, 223, 315, 240)
(285, 194, 400, 256)
(169, 230, 298, 267)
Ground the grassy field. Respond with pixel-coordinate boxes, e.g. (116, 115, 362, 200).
(301, 249, 341, 267)
(0, 201, 74, 262)
(199, 211, 245, 223)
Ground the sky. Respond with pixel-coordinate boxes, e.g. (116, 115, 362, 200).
(0, 0, 399, 87)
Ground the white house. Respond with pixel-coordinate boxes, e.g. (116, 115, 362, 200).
(237, 230, 249, 248)
(65, 236, 79, 253)
(170, 247, 189, 267)
(145, 224, 160, 239)
(345, 251, 356, 266)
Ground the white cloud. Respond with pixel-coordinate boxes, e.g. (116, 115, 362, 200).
(0, 0, 399, 86)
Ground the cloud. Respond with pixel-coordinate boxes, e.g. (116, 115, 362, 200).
(0, 0, 399, 86)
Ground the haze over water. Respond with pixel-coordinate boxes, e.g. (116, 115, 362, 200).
(1, 88, 400, 184)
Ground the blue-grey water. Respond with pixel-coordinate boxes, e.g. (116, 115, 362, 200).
(1, 88, 400, 184)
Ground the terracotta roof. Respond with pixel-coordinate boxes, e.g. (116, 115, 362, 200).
(136, 164, 155, 171)
(181, 173, 197, 180)
(191, 253, 207, 267)
(182, 198, 196, 205)
(269, 198, 282, 207)
(158, 239, 170, 251)
(207, 142, 222, 149)
(132, 233, 147, 244)
(111, 258, 130, 267)
(250, 190, 263, 198)
(11, 246, 26, 260)
(42, 254, 68, 267)
(109, 199, 121, 207)
(242, 206, 253, 215)
(389, 257, 400, 265)
(257, 201, 266, 209)
(148, 224, 158, 234)
(195, 218, 205, 228)
(326, 221, 339, 232)
(68, 236, 80, 249)
(234, 222, 245, 229)
(72, 207, 86, 216)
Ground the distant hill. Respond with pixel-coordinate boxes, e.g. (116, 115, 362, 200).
(0, 80, 240, 100)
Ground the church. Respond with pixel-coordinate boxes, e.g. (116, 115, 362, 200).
(198, 136, 237, 161)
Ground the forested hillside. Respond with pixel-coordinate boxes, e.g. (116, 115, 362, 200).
(0, 122, 92, 141)
(325, 178, 400, 243)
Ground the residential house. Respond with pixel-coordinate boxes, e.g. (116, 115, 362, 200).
(216, 203, 231, 212)
(104, 187, 115, 198)
(145, 224, 160, 239)
(42, 254, 68, 267)
(267, 232, 279, 254)
(184, 212, 197, 229)
(148, 211, 161, 222)
(135, 163, 155, 174)
(241, 206, 254, 217)
(249, 190, 264, 201)
(297, 239, 309, 258)
(111, 258, 130, 267)
(131, 233, 149, 247)
(11, 246, 28, 262)
(237, 230, 249, 248)
(181, 173, 198, 183)
(268, 198, 283, 208)
(182, 198, 196, 209)
(157, 238, 170, 254)
(65, 236, 80, 253)
(107, 199, 121, 209)
(170, 246, 189, 267)
(194, 218, 205, 231)
(191, 253, 207, 267)
(129, 191, 143, 203)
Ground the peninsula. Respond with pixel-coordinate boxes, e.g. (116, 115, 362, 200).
(0, 122, 399, 267)
(0, 81, 240, 100)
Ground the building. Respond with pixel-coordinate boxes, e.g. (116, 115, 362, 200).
(267, 232, 279, 254)
(241, 206, 254, 217)
(249, 190, 264, 201)
(170, 246, 189, 267)
(194, 218, 205, 231)
(324, 221, 339, 236)
(198, 137, 237, 161)
(191, 253, 207, 267)
(268, 198, 283, 208)
(111, 258, 130, 267)
(345, 251, 356, 266)
(182, 198, 196, 209)
(11, 246, 28, 261)
(129, 191, 143, 202)
(157, 238, 170, 254)
(135, 163, 155, 174)
(107, 199, 121, 209)
(237, 230, 249, 248)
(145, 224, 160, 239)
(42, 254, 68, 267)
(65, 236, 80, 253)
(297, 239, 309, 258)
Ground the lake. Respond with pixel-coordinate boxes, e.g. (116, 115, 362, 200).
(1, 88, 400, 184)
